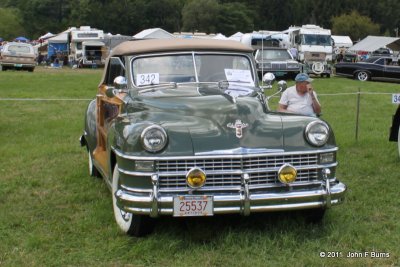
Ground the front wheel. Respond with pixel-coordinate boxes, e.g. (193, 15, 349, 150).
(112, 164, 155, 236)
(355, 71, 370, 81)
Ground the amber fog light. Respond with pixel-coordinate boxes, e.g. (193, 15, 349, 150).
(278, 164, 297, 184)
(186, 168, 206, 189)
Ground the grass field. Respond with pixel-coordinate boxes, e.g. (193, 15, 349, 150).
(0, 66, 399, 266)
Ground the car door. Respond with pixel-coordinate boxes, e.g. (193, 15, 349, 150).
(94, 57, 125, 175)
(383, 59, 400, 80)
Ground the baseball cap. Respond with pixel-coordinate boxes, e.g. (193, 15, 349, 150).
(295, 73, 313, 83)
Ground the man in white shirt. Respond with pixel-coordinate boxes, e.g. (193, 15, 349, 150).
(278, 73, 321, 116)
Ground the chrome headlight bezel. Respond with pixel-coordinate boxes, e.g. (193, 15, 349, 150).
(305, 121, 330, 147)
(140, 125, 168, 153)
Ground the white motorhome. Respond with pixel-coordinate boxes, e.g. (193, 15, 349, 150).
(240, 31, 287, 49)
(69, 26, 107, 67)
(287, 25, 333, 77)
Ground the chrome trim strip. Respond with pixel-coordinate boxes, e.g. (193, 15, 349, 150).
(241, 173, 250, 216)
(195, 147, 284, 156)
(120, 179, 337, 194)
(112, 146, 338, 161)
(150, 174, 159, 218)
(118, 163, 337, 177)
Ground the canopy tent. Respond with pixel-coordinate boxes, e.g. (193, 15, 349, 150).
(47, 31, 69, 57)
(134, 28, 174, 39)
(228, 32, 243, 41)
(213, 33, 228, 40)
(14, 36, 29, 42)
(39, 32, 55, 40)
(349, 36, 400, 52)
(48, 32, 68, 43)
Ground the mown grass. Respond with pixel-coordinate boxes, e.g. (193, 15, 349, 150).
(0, 67, 399, 266)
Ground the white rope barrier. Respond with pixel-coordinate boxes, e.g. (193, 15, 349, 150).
(0, 92, 397, 101)
(0, 98, 91, 101)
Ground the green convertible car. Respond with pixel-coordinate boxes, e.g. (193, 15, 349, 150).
(80, 38, 346, 236)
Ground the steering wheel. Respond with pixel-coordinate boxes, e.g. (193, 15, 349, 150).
(203, 72, 226, 82)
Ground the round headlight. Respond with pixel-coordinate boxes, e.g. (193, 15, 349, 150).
(305, 121, 330, 147)
(141, 125, 168, 152)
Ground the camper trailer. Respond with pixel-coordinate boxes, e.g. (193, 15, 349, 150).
(287, 25, 333, 77)
(69, 26, 107, 67)
(240, 31, 288, 50)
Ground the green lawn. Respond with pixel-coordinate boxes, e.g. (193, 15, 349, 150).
(0, 67, 399, 266)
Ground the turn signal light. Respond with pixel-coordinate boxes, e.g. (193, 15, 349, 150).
(186, 168, 206, 189)
(278, 164, 297, 184)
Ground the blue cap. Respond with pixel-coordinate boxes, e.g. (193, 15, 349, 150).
(295, 73, 313, 83)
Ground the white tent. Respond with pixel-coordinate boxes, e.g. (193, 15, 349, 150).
(39, 32, 55, 40)
(48, 31, 68, 43)
(213, 33, 228, 40)
(228, 32, 243, 41)
(349, 36, 400, 52)
(332, 35, 353, 48)
(134, 28, 174, 39)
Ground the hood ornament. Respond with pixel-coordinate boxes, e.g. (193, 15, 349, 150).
(227, 119, 248, 138)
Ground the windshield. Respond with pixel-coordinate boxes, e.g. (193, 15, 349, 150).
(131, 53, 255, 87)
(7, 44, 32, 53)
(301, 34, 331, 46)
(256, 49, 292, 61)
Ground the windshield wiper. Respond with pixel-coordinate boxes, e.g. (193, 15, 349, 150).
(137, 82, 177, 94)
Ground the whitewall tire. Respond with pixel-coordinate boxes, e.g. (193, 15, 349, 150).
(112, 164, 154, 236)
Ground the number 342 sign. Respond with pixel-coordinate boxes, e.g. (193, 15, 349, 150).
(392, 94, 400, 104)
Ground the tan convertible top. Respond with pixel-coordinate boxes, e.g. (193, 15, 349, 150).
(111, 38, 253, 56)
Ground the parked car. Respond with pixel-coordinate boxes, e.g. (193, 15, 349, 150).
(389, 105, 400, 157)
(372, 47, 393, 56)
(0, 42, 36, 72)
(80, 38, 346, 236)
(335, 56, 400, 82)
(254, 47, 300, 79)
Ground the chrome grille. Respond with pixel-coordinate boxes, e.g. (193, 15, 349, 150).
(157, 158, 242, 172)
(249, 169, 318, 185)
(271, 63, 287, 70)
(156, 153, 320, 190)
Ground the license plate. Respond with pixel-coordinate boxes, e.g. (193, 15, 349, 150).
(14, 64, 23, 67)
(173, 195, 213, 217)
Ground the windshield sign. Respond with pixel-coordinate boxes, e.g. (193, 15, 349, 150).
(131, 53, 254, 86)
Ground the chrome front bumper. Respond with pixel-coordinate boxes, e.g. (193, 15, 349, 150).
(115, 176, 346, 218)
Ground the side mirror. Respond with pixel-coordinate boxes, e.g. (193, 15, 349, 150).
(113, 76, 127, 89)
(262, 72, 275, 89)
(105, 87, 117, 98)
(277, 80, 287, 92)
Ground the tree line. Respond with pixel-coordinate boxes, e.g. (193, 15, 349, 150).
(0, 0, 399, 42)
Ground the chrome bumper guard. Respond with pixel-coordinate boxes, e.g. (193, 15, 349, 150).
(115, 174, 346, 218)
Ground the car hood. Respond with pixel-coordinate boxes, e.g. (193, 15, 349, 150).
(112, 85, 322, 156)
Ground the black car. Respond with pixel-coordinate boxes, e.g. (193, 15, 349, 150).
(335, 56, 400, 82)
(389, 105, 400, 157)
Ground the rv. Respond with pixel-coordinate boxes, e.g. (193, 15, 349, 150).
(240, 31, 288, 50)
(287, 25, 333, 77)
(69, 26, 107, 67)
